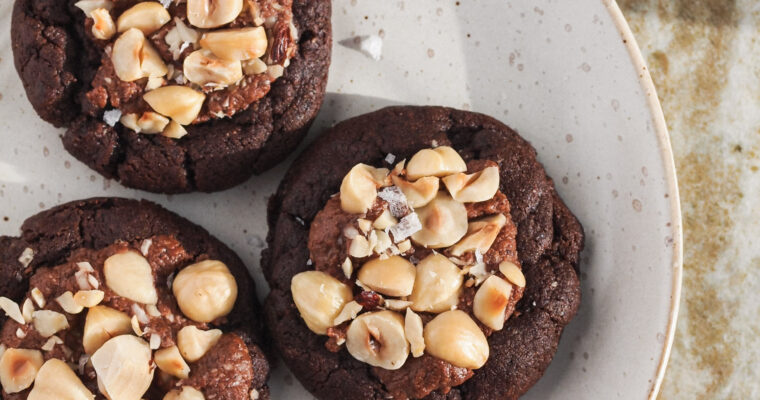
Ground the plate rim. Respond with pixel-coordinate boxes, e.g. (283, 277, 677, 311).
(602, 1, 684, 398)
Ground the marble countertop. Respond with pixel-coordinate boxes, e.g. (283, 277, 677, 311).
(620, 1, 760, 398)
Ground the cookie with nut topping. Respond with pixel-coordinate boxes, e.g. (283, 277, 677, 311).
(0, 198, 270, 399)
(263, 106, 584, 399)
(11, 0, 331, 193)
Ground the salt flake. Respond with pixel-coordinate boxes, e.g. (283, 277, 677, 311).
(378, 186, 410, 218)
(389, 213, 421, 242)
(385, 153, 396, 164)
(102, 109, 122, 127)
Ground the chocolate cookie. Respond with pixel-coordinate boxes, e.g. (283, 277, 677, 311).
(262, 106, 584, 399)
(0, 198, 270, 399)
(11, 0, 331, 193)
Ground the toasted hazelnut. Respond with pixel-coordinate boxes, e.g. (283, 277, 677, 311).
(172, 260, 238, 323)
(91, 335, 153, 400)
(348, 235, 372, 258)
(473, 275, 513, 331)
(27, 359, 93, 400)
(333, 300, 363, 326)
(111, 29, 147, 82)
(346, 311, 409, 370)
(104, 250, 158, 305)
(499, 261, 526, 288)
(74, 0, 113, 17)
(291, 271, 353, 334)
(341, 258, 353, 279)
(83, 306, 132, 354)
(423, 310, 489, 369)
(391, 175, 439, 208)
(117, 2, 171, 35)
(91, 8, 116, 40)
(411, 192, 468, 248)
(164, 386, 205, 400)
(21, 299, 34, 323)
(56, 291, 84, 314)
(177, 326, 223, 362)
(357, 219, 372, 233)
(442, 166, 500, 203)
(200, 27, 268, 60)
(140, 40, 170, 78)
(137, 111, 171, 134)
(154, 345, 190, 379)
(406, 146, 466, 180)
(373, 230, 393, 254)
(73, 290, 104, 308)
(357, 256, 416, 297)
(184, 49, 243, 86)
(162, 120, 189, 139)
(0, 348, 44, 393)
(383, 299, 412, 311)
(30, 288, 45, 308)
(187, 0, 243, 28)
(409, 254, 463, 313)
(404, 309, 425, 357)
(120, 113, 141, 132)
(449, 214, 506, 257)
(397, 239, 412, 253)
(144, 86, 206, 125)
(372, 209, 397, 230)
(0, 297, 25, 324)
(242, 58, 268, 75)
(32, 310, 69, 338)
(340, 164, 390, 214)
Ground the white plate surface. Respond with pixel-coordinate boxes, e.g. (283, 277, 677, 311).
(0, 0, 681, 399)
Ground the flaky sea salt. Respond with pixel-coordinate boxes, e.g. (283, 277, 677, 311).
(389, 213, 421, 242)
(160, 0, 172, 8)
(102, 109, 122, 127)
(385, 153, 396, 164)
(378, 186, 410, 217)
(359, 35, 383, 60)
(18, 247, 35, 268)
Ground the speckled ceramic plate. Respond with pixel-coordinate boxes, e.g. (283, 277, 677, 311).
(0, 0, 681, 398)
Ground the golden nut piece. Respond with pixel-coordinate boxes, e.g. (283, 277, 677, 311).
(162, 120, 189, 139)
(187, 0, 243, 28)
(0, 348, 43, 393)
(346, 311, 409, 370)
(372, 209, 397, 230)
(56, 291, 84, 314)
(357, 256, 416, 297)
(340, 164, 390, 214)
(411, 192, 468, 248)
(90, 8, 116, 40)
(499, 261, 526, 288)
(32, 310, 69, 338)
(74, 0, 113, 17)
(405, 146, 466, 180)
(136, 112, 171, 134)
(423, 310, 489, 369)
(143, 86, 206, 125)
(154, 345, 191, 379)
(0, 296, 25, 324)
(172, 260, 238, 323)
(177, 326, 223, 362)
(199, 27, 268, 61)
(91, 335, 154, 400)
(117, 2, 171, 35)
(104, 250, 158, 304)
(409, 253, 463, 313)
(473, 275, 513, 331)
(74, 290, 105, 308)
(291, 271, 353, 334)
(442, 166, 500, 203)
(333, 300, 363, 326)
(448, 213, 506, 257)
(404, 309, 425, 357)
(184, 49, 243, 86)
(391, 175, 439, 208)
(111, 28, 167, 82)
(27, 359, 94, 400)
(83, 305, 132, 354)
(164, 386, 205, 400)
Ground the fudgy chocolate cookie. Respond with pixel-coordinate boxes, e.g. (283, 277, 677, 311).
(0, 198, 270, 399)
(262, 106, 584, 399)
(11, 0, 331, 193)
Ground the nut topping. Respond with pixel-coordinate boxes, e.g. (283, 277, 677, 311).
(0, 348, 43, 393)
(162, 120, 189, 139)
(348, 235, 372, 258)
(404, 309, 425, 358)
(405, 146, 466, 180)
(291, 271, 353, 334)
(340, 164, 390, 214)
(177, 326, 223, 362)
(346, 311, 409, 370)
(137, 111, 171, 134)
(442, 166, 500, 203)
(56, 291, 84, 314)
(111, 28, 167, 82)
(187, 0, 244, 28)
(372, 209, 397, 230)
(74, 0, 113, 17)
(91, 8, 116, 40)
(74, 290, 105, 308)
(473, 275, 513, 330)
(184, 49, 243, 86)
(164, 386, 206, 400)
(448, 213, 506, 257)
(409, 254, 463, 313)
(172, 260, 238, 323)
(0, 297, 25, 324)
(154, 345, 191, 379)
(391, 175, 439, 208)
(499, 261, 526, 288)
(83, 306, 132, 354)
(32, 310, 69, 338)
(356, 256, 416, 297)
(27, 359, 93, 400)
(103, 250, 158, 305)
(333, 300, 363, 326)
(411, 192, 469, 248)
(91, 335, 154, 400)
(143, 86, 206, 125)
(200, 27, 268, 61)
(423, 310, 489, 369)
(117, 2, 171, 35)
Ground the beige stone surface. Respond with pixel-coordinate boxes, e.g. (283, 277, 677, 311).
(619, 1, 760, 399)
